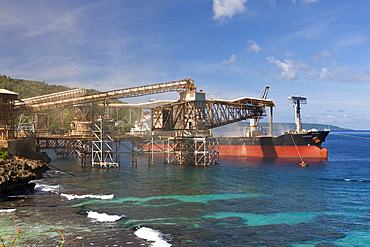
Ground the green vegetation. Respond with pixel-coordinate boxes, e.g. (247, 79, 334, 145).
(0, 148, 9, 160)
(0, 75, 75, 99)
(0, 75, 102, 99)
(121, 124, 134, 133)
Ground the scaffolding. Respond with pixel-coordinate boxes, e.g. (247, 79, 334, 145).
(16, 114, 35, 137)
(165, 137, 219, 165)
(0, 89, 18, 139)
(92, 118, 118, 168)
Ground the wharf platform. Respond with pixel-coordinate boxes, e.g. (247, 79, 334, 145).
(35, 134, 219, 166)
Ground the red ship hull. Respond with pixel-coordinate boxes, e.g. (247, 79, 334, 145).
(218, 144, 327, 159)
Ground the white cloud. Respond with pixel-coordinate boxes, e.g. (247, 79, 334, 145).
(267, 50, 370, 83)
(334, 36, 366, 50)
(221, 55, 237, 64)
(268, 0, 276, 8)
(218, 68, 239, 75)
(291, 0, 319, 6)
(303, 0, 319, 4)
(311, 50, 332, 64)
(306, 64, 370, 83)
(266, 56, 309, 82)
(24, 12, 80, 39)
(245, 40, 263, 53)
(212, 0, 247, 20)
(317, 67, 334, 81)
(285, 51, 294, 58)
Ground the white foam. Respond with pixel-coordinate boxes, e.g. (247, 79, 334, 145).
(135, 227, 172, 247)
(34, 184, 60, 192)
(345, 179, 351, 181)
(46, 170, 65, 175)
(87, 211, 122, 222)
(0, 209, 16, 213)
(60, 193, 114, 200)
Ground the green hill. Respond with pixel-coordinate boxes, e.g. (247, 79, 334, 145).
(0, 75, 98, 99)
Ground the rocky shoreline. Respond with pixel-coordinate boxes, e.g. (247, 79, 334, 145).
(0, 156, 50, 196)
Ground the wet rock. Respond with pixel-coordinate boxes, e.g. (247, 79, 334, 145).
(0, 156, 49, 196)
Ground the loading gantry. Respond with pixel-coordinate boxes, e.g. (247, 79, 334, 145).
(151, 90, 275, 135)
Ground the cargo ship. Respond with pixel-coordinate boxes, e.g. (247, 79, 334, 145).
(217, 130, 329, 159)
(217, 95, 329, 159)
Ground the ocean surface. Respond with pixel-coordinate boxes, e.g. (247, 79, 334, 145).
(1, 130, 370, 246)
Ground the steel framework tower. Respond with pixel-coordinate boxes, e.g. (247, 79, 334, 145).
(16, 114, 35, 137)
(165, 137, 219, 165)
(92, 118, 118, 168)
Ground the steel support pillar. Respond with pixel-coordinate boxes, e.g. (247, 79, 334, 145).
(92, 118, 118, 168)
(165, 137, 219, 165)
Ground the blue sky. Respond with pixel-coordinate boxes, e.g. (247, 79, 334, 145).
(1, 0, 369, 129)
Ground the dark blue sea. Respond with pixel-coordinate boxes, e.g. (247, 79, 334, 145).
(1, 130, 370, 246)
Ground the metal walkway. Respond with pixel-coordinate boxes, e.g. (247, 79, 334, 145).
(16, 78, 196, 112)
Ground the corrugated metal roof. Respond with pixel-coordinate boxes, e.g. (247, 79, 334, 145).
(0, 89, 18, 95)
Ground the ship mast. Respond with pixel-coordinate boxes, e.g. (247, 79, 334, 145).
(288, 95, 307, 133)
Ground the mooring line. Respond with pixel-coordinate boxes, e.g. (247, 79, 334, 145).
(289, 133, 305, 164)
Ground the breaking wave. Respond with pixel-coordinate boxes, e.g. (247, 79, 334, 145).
(34, 183, 60, 192)
(135, 227, 172, 247)
(0, 209, 16, 213)
(60, 193, 114, 200)
(87, 211, 123, 222)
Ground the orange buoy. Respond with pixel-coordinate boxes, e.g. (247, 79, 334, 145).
(299, 162, 308, 167)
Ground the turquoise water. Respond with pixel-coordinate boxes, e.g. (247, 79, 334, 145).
(1, 130, 370, 246)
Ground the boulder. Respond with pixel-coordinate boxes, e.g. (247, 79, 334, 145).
(0, 156, 49, 196)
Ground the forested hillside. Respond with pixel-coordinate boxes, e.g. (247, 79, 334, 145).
(0, 75, 98, 99)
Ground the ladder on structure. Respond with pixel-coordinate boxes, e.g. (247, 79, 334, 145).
(92, 118, 118, 168)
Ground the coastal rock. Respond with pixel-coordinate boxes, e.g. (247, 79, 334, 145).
(0, 137, 52, 163)
(0, 156, 49, 196)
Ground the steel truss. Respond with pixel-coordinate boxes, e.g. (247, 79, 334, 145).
(165, 137, 219, 165)
(34, 105, 92, 134)
(17, 114, 35, 137)
(35, 137, 89, 152)
(92, 118, 118, 168)
(17, 78, 196, 112)
(152, 98, 274, 131)
(35, 136, 90, 163)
